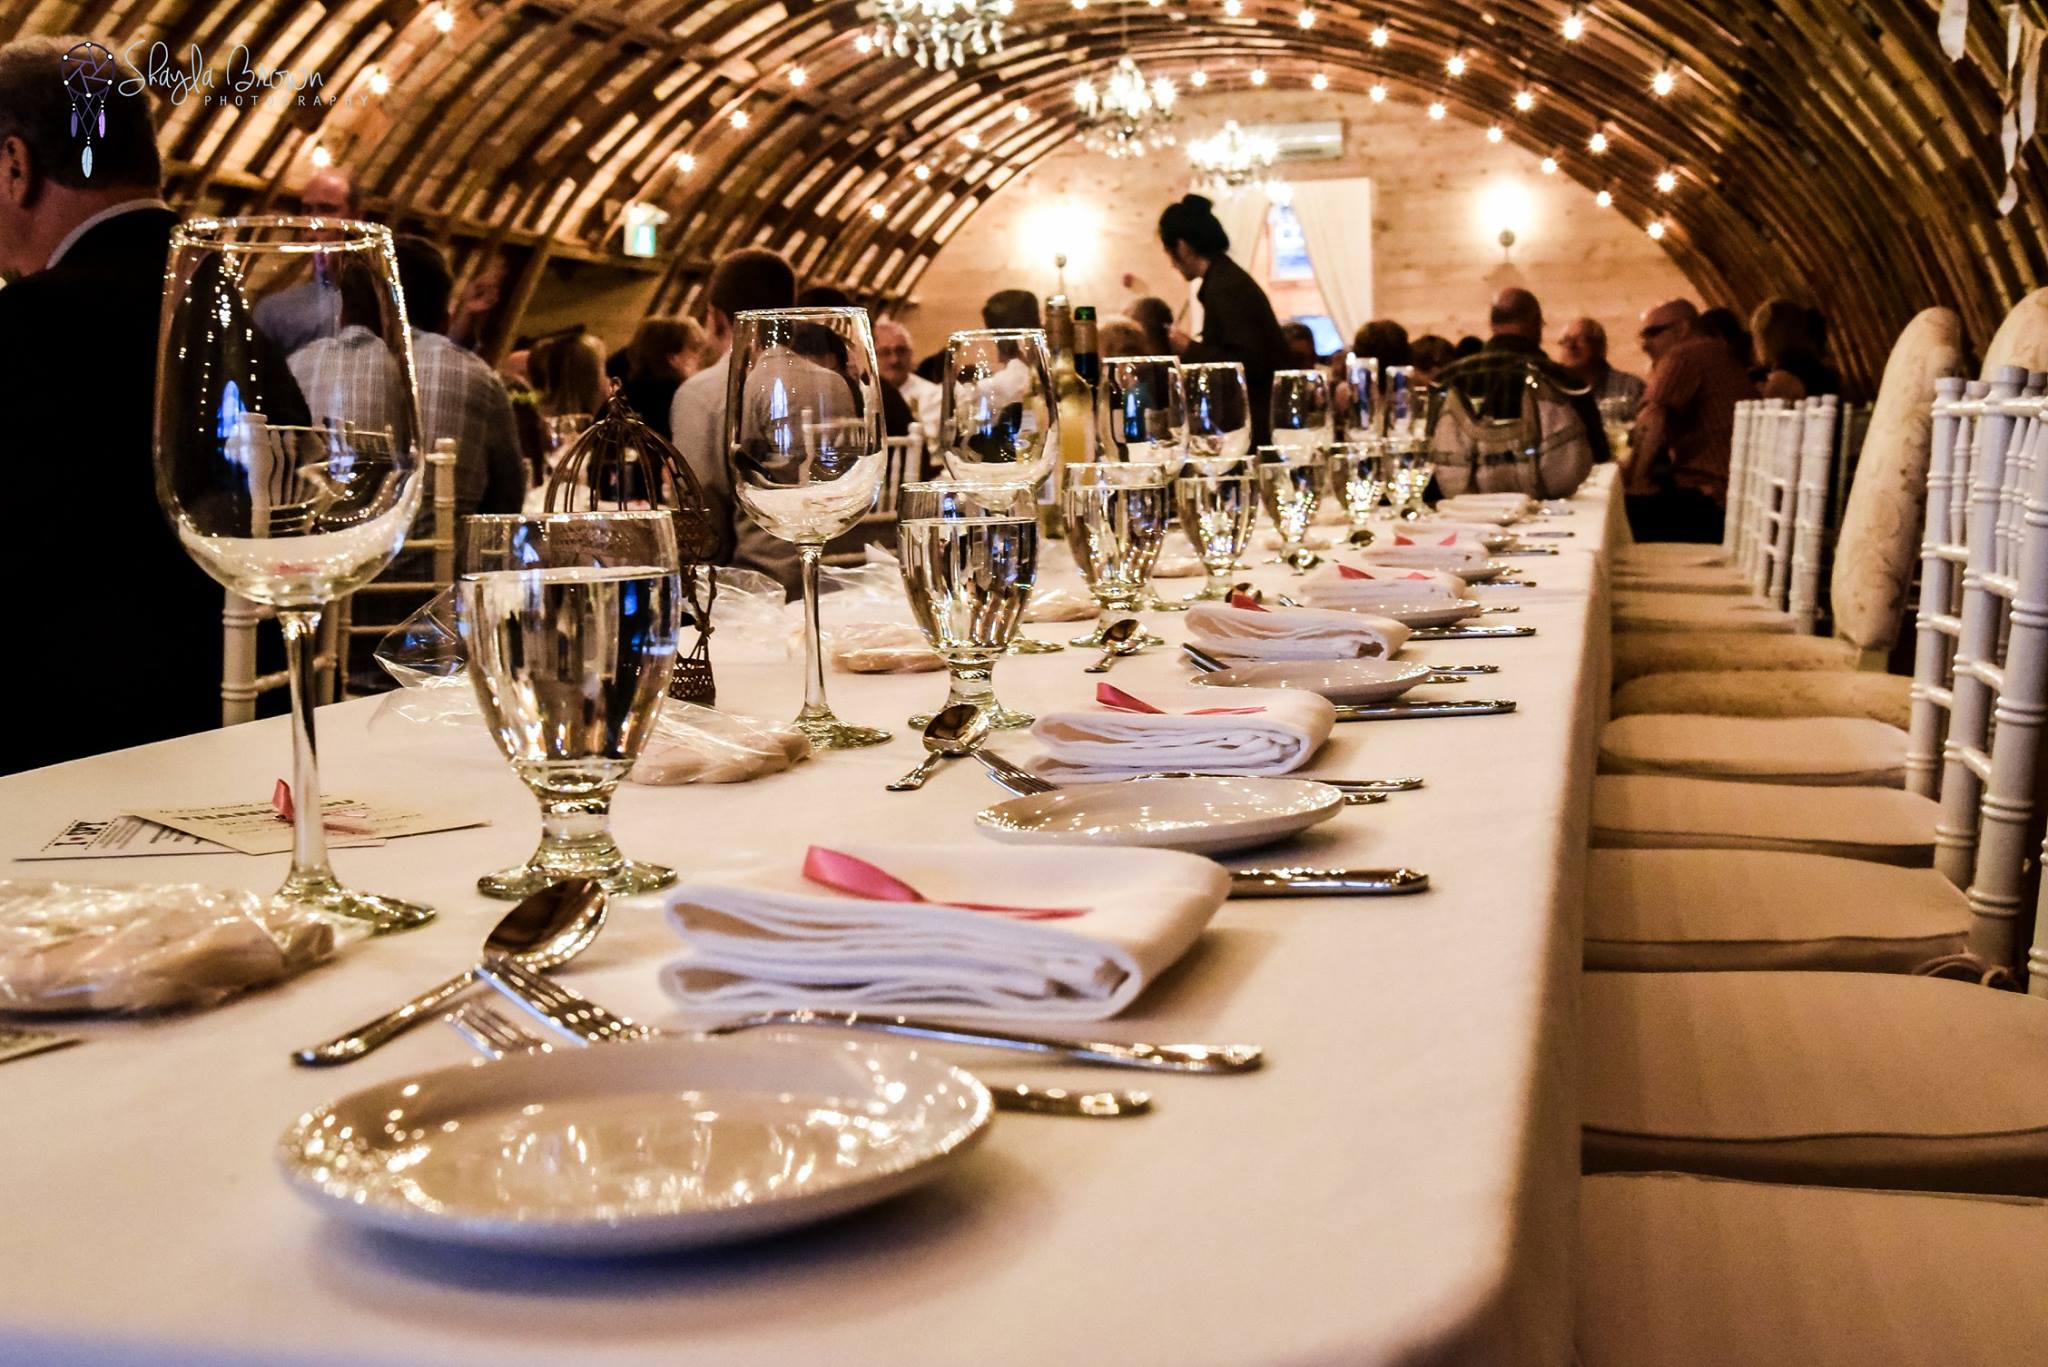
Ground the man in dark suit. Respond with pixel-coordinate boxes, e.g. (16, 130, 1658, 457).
(0, 37, 221, 773)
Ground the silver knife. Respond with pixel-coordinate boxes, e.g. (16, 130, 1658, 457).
(1409, 625, 1537, 640)
(1334, 698, 1517, 720)
(1230, 867, 1431, 896)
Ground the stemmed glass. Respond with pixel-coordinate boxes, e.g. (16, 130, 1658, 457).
(938, 329, 1059, 488)
(458, 512, 682, 899)
(1341, 353, 1380, 438)
(726, 307, 892, 749)
(1257, 446, 1325, 569)
(1270, 369, 1333, 458)
(1062, 463, 1171, 647)
(1098, 356, 1186, 463)
(1175, 471, 1259, 600)
(1383, 364, 1426, 440)
(1183, 361, 1251, 471)
(155, 216, 431, 933)
(1387, 437, 1438, 520)
(897, 482, 1039, 729)
(1328, 440, 1391, 545)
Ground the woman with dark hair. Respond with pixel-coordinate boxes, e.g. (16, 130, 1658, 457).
(1694, 307, 1755, 368)
(622, 316, 704, 434)
(1352, 319, 1411, 369)
(1750, 297, 1840, 400)
(1159, 193, 1292, 443)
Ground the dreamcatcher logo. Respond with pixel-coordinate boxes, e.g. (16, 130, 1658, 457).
(62, 42, 114, 178)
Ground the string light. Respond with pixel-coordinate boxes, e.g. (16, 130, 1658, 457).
(1646, 220, 1666, 240)
(1249, 67, 1267, 86)
(1369, 23, 1390, 47)
(1297, 8, 1316, 29)
(308, 142, 332, 167)
(674, 151, 696, 174)
(913, 163, 932, 180)
(1222, 0, 1241, 14)
(1588, 130, 1609, 153)
(365, 67, 390, 96)
(1368, 82, 1387, 102)
(1651, 65, 1677, 97)
(869, 203, 888, 221)
(1595, 188, 1613, 207)
(1427, 100, 1446, 120)
(1189, 69, 1208, 88)
(1562, 7, 1584, 41)
(1445, 51, 1467, 77)
(1655, 168, 1678, 193)
(961, 129, 980, 148)
(1540, 155, 1559, 174)
(855, 32, 875, 52)
(1311, 71, 1329, 90)
(1513, 88, 1534, 112)
(729, 106, 750, 130)
(788, 65, 808, 87)
(1485, 124, 1504, 144)
(1014, 104, 1031, 121)
(429, 2, 456, 34)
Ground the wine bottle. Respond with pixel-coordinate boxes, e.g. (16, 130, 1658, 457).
(1073, 305, 1101, 387)
(1047, 294, 1096, 467)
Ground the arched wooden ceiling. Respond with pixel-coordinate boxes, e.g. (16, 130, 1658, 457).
(20, 0, 2046, 387)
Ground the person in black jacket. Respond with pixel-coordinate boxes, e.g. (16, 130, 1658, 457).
(0, 38, 223, 773)
(1158, 194, 1293, 445)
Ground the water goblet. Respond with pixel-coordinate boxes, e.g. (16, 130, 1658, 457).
(154, 215, 432, 933)
(1183, 361, 1252, 471)
(1097, 355, 1187, 464)
(938, 329, 1059, 489)
(897, 482, 1039, 730)
(1257, 446, 1325, 568)
(1175, 471, 1259, 600)
(727, 306, 893, 749)
(1270, 368, 1333, 459)
(1061, 463, 1171, 648)
(1386, 437, 1438, 520)
(1341, 353, 1381, 438)
(1327, 440, 1391, 545)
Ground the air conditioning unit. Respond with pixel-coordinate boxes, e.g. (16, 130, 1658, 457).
(1243, 120, 1344, 162)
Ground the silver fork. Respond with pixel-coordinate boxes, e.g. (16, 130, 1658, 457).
(477, 954, 658, 1045)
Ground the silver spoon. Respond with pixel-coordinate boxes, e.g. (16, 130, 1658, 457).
(887, 703, 992, 792)
(1084, 617, 1144, 673)
(292, 878, 608, 1067)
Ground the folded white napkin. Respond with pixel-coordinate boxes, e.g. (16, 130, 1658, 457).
(659, 843, 1229, 1021)
(1187, 600, 1412, 662)
(1298, 565, 1469, 613)
(1023, 584, 1100, 622)
(1406, 521, 1517, 548)
(1353, 533, 1494, 572)
(1436, 493, 1535, 524)
(1030, 682, 1335, 778)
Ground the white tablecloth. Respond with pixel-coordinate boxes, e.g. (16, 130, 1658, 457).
(0, 470, 1618, 1367)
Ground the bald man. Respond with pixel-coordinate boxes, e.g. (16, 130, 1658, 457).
(1625, 297, 1759, 541)
(1558, 316, 1646, 420)
(877, 319, 941, 447)
(253, 168, 359, 354)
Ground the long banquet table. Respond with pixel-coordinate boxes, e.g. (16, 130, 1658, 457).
(0, 469, 1620, 1367)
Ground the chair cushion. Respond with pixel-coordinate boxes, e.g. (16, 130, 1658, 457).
(1585, 848, 1968, 971)
(1598, 715, 1908, 785)
(1613, 543, 1729, 571)
(1592, 775, 1938, 864)
(1583, 971, 2048, 1195)
(1613, 590, 1797, 634)
(1612, 670, 1912, 728)
(1830, 308, 1961, 652)
(1612, 632, 1856, 686)
(1579, 1173, 2048, 1367)
(1610, 564, 1751, 594)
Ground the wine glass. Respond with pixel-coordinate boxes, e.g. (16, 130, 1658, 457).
(1328, 440, 1391, 545)
(1341, 353, 1380, 438)
(458, 512, 682, 899)
(938, 329, 1059, 489)
(1257, 446, 1325, 569)
(1386, 436, 1438, 520)
(1270, 369, 1333, 458)
(1062, 462, 1171, 647)
(1175, 471, 1258, 600)
(1383, 364, 1426, 440)
(897, 482, 1039, 730)
(1097, 355, 1186, 463)
(155, 216, 431, 934)
(1183, 361, 1252, 470)
(726, 307, 892, 749)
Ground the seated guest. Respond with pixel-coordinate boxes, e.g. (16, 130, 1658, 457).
(1751, 296, 1842, 400)
(670, 247, 798, 586)
(1431, 288, 1607, 498)
(915, 288, 1041, 381)
(391, 236, 528, 518)
(1409, 333, 1456, 383)
(1557, 316, 1647, 421)
(1281, 321, 1321, 368)
(1627, 298, 1759, 542)
(1696, 306, 1756, 368)
(1127, 295, 1175, 355)
(877, 320, 941, 448)
(253, 167, 356, 355)
(1352, 318, 1411, 368)
(1097, 314, 1151, 358)
(620, 315, 703, 436)
(0, 37, 222, 771)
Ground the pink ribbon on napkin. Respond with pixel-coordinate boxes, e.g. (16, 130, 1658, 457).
(271, 780, 377, 835)
(802, 846, 1086, 921)
(1392, 532, 1461, 547)
(1094, 682, 1266, 716)
(1228, 590, 1270, 612)
(1337, 564, 1434, 582)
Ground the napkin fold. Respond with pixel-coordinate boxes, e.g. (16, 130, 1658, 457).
(1436, 493, 1535, 524)
(1030, 682, 1334, 778)
(659, 843, 1229, 1021)
(1187, 600, 1412, 662)
(1298, 564, 1469, 613)
(1352, 535, 1493, 572)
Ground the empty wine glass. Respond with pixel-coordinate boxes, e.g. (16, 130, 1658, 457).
(1062, 462, 1171, 647)
(1183, 361, 1252, 470)
(727, 306, 892, 749)
(1257, 446, 1325, 569)
(1270, 369, 1333, 458)
(458, 511, 681, 898)
(1097, 356, 1186, 463)
(897, 481, 1039, 730)
(938, 329, 1059, 489)
(155, 216, 431, 934)
(1175, 470, 1258, 600)
(1341, 353, 1380, 438)
(1386, 436, 1438, 520)
(1328, 440, 1391, 545)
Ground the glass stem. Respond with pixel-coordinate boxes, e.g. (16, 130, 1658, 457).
(797, 543, 833, 724)
(537, 789, 622, 870)
(945, 662, 997, 712)
(277, 609, 333, 891)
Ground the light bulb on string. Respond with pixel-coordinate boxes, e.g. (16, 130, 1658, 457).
(1369, 83, 1387, 103)
(869, 203, 888, 221)
(366, 67, 390, 96)
(1445, 51, 1467, 77)
(913, 164, 932, 180)
(1370, 23, 1390, 47)
(1540, 155, 1558, 174)
(1190, 69, 1208, 88)
(788, 66, 807, 87)
(855, 33, 874, 53)
(1513, 88, 1534, 112)
(961, 129, 980, 149)
(1250, 67, 1267, 86)
(1562, 8, 1584, 41)
(1647, 220, 1666, 240)
(729, 105, 749, 130)
(1297, 8, 1316, 30)
(308, 142, 332, 168)
(1652, 65, 1677, 97)
(1655, 168, 1678, 193)
(1014, 104, 1031, 122)
(1222, 0, 1241, 14)
(1485, 124, 1503, 144)
(430, 2, 456, 35)
(1595, 188, 1613, 208)
(1427, 100, 1446, 120)
(1588, 130, 1608, 154)
(1311, 71, 1329, 90)
(674, 151, 696, 174)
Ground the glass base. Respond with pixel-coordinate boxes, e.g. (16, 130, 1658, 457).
(275, 871, 434, 935)
(794, 713, 894, 749)
(912, 702, 1033, 730)
(1070, 623, 1169, 649)
(1008, 637, 1066, 654)
(1146, 595, 1192, 613)
(1346, 525, 1378, 547)
(478, 858, 676, 902)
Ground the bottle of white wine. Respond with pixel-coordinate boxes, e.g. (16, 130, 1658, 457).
(1046, 295, 1095, 467)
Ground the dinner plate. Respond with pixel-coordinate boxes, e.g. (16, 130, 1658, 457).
(279, 1034, 992, 1255)
(1456, 560, 1514, 583)
(1325, 598, 1483, 627)
(977, 777, 1345, 854)
(1189, 657, 1435, 703)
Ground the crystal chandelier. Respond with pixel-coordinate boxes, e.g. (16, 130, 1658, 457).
(872, 0, 1014, 70)
(1185, 120, 1280, 192)
(1074, 56, 1178, 158)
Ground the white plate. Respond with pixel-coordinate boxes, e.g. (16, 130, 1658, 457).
(1323, 598, 1483, 627)
(1190, 657, 1435, 703)
(279, 1035, 992, 1255)
(977, 777, 1345, 854)
(1458, 560, 1514, 584)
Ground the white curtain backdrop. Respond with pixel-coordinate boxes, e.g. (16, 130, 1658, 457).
(1289, 177, 1375, 342)
(1185, 190, 1275, 339)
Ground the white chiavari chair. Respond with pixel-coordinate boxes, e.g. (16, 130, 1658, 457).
(327, 437, 460, 700)
(1786, 397, 1840, 633)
